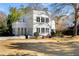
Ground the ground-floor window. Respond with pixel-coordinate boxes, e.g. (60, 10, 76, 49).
(36, 28, 49, 34)
(21, 28, 23, 35)
(25, 28, 27, 35)
(16, 27, 27, 35)
(18, 28, 20, 35)
(36, 28, 40, 33)
(41, 28, 45, 33)
(46, 28, 49, 33)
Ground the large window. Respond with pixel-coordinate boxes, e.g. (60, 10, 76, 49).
(25, 28, 27, 35)
(41, 17, 44, 22)
(41, 28, 45, 33)
(46, 28, 49, 33)
(36, 28, 40, 33)
(46, 18, 49, 23)
(21, 28, 23, 35)
(18, 28, 20, 35)
(36, 17, 40, 22)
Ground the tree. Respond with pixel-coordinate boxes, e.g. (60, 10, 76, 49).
(0, 12, 7, 36)
(18, 5, 31, 15)
(73, 4, 78, 36)
(28, 3, 44, 10)
(50, 3, 79, 36)
(55, 15, 68, 36)
(7, 7, 22, 35)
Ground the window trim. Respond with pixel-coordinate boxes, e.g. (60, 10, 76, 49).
(41, 28, 45, 33)
(36, 17, 40, 22)
(36, 28, 40, 33)
(46, 18, 49, 23)
(46, 28, 49, 33)
(41, 17, 45, 22)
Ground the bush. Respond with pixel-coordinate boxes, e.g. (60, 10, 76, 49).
(34, 32, 39, 39)
(62, 27, 74, 36)
(55, 31, 64, 37)
(51, 29, 55, 37)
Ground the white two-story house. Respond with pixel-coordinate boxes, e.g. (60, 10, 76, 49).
(12, 9, 55, 36)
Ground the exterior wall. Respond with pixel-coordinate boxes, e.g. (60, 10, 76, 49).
(12, 9, 56, 36)
(32, 10, 52, 36)
(12, 20, 27, 36)
(24, 10, 33, 35)
(51, 20, 56, 32)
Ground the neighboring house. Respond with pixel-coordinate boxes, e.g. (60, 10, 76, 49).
(12, 9, 55, 36)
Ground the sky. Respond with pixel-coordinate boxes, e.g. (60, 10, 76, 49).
(0, 3, 74, 15)
(0, 3, 75, 27)
(0, 3, 51, 15)
(0, 3, 28, 15)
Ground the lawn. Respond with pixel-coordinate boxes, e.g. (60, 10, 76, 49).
(0, 36, 79, 56)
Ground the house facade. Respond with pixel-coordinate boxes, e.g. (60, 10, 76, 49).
(12, 9, 55, 36)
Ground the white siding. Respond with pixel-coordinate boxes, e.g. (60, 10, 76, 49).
(12, 21, 27, 35)
(32, 10, 52, 36)
(12, 9, 56, 36)
(24, 10, 33, 35)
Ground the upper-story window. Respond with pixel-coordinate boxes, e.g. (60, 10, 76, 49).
(46, 18, 49, 23)
(36, 17, 40, 22)
(41, 17, 44, 22)
(36, 17, 49, 23)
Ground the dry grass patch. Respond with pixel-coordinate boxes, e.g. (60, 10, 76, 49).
(0, 36, 79, 56)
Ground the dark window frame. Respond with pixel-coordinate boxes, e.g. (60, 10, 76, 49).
(46, 18, 49, 23)
(41, 17, 45, 22)
(36, 28, 40, 33)
(41, 28, 45, 33)
(36, 17, 40, 22)
(46, 28, 49, 33)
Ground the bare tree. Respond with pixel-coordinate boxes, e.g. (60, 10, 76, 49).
(27, 3, 44, 10)
(50, 3, 79, 36)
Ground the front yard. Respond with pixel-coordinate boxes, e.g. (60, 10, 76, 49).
(0, 36, 79, 56)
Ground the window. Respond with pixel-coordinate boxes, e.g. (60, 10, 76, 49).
(37, 28, 40, 33)
(46, 18, 49, 23)
(18, 28, 20, 35)
(25, 28, 27, 35)
(46, 28, 49, 33)
(41, 17, 44, 22)
(41, 28, 45, 33)
(36, 17, 40, 22)
(21, 28, 23, 35)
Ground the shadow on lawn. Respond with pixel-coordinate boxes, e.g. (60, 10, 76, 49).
(6, 42, 79, 56)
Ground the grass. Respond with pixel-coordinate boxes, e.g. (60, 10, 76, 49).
(0, 36, 79, 56)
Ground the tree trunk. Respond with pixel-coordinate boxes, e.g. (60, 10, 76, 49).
(74, 4, 77, 36)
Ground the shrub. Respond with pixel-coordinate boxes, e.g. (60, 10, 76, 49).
(51, 29, 55, 37)
(55, 31, 64, 37)
(34, 32, 39, 39)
